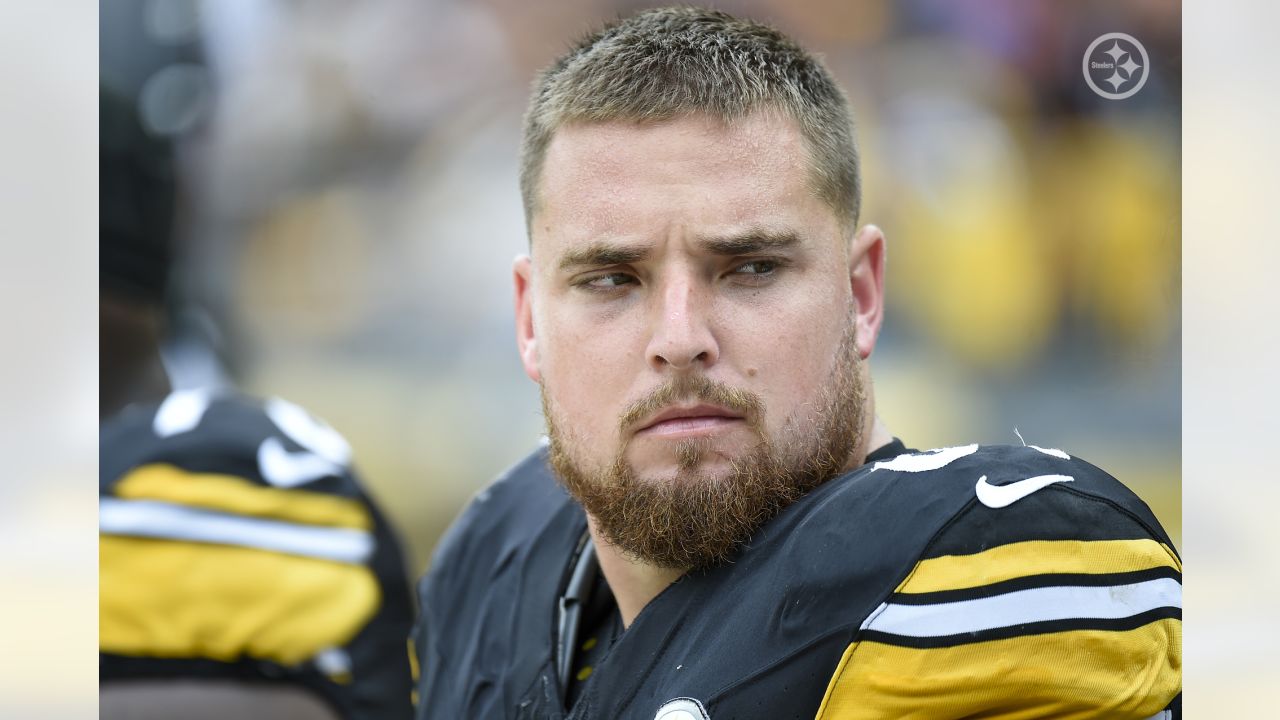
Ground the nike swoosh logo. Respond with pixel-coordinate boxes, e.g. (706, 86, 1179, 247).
(258, 437, 344, 488)
(975, 474, 1074, 508)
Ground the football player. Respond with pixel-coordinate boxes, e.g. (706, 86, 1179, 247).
(412, 8, 1180, 719)
(100, 83, 414, 719)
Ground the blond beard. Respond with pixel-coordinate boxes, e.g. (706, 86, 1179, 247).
(544, 323, 867, 570)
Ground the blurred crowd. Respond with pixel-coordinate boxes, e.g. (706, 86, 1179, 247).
(102, 0, 1182, 572)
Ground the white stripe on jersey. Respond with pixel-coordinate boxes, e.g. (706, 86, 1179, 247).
(862, 577, 1182, 638)
(99, 498, 374, 564)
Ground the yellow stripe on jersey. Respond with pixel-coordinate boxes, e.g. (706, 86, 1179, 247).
(100, 534, 379, 665)
(814, 618, 1181, 720)
(408, 637, 421, 707)
(114, 463, 372, 530)
(407, 637, 421, 682)
(898, 538, 1180, 595)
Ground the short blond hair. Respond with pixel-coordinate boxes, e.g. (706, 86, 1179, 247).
(520, 6, 862, 233)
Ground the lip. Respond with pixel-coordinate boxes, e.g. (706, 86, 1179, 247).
(635, 403, 745, 437)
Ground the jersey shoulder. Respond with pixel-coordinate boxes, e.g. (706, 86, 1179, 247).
(100, 390, 407, 696)
(418, 444, 577, 613)
(412, 446, 583, 719)
(851, 442, 1177, 549)
(100, 388, 383, 572)
(812, 443, 1182, 719)
(101, 389, 364, 500)
(775, 441, 1179, 607)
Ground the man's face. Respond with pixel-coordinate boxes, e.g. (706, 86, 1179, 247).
(515, 111, 884, 568)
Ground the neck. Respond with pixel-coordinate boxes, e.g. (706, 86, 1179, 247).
(863, 414, 895, 464)
(591, 413, 897, 628)
(586, 516, 683, 628)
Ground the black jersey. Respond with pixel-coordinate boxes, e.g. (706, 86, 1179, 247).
(100, 390, 415, 720)
(413, 441, 1180, 719)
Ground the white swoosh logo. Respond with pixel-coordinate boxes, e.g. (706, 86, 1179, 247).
(258, 437, 344, 488)
(975, 474, 1074, 508)
(265, 397, 352, 465)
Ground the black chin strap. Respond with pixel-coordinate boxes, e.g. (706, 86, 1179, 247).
(555, 532, 598, 699)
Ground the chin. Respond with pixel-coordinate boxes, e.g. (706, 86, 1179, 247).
(632, 452, 739, 486)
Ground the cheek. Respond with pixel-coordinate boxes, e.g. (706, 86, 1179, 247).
(729, 298, 847, 429)
(539, 314, 637, 443)
(758, 337, 829, 425)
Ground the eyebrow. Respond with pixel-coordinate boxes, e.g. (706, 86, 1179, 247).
(558, 242, 649, 272)
(557, 230, 802, 272)
(698, 229, 801, 256)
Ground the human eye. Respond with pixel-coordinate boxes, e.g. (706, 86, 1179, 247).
(575, 272, 638, 292)
(734, 260, 778, 275)
(727, 258, 786, 284)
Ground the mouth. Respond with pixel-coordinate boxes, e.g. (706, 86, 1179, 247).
(635, 403, 746, 439)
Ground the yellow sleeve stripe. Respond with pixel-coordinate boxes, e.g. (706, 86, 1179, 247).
(100, 535, 379, 666)
(815, 618, 1181, 720)
(407, 636, 420, 682)
(113, 463, 372, 531)
(899, 538, 1180, 595)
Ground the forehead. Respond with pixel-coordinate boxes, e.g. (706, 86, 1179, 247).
(532, 112, 831, 251)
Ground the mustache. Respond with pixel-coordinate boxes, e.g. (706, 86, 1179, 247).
(617, 374, 764, 434)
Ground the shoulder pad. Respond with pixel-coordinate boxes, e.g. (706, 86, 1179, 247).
(101, 391, 363, 499)
(814, 444, 1181, 719)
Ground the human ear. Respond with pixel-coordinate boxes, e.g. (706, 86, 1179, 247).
(848, 225, 886, 359)
(513, 255, 541, 383)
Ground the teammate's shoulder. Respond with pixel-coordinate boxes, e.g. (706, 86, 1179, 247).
(101, 389, 364, 499)
(100, 389, 403, 696)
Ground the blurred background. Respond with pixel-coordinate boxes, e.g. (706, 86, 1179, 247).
(100, 0, 1182, 573)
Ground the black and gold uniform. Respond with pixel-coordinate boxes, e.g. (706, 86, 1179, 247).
(413, 440, 1180, 719)
(101, 390, 415, 719)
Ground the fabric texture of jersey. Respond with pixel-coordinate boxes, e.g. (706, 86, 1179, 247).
(413, 441, 1180, 720)
(100, 390, 415, 720)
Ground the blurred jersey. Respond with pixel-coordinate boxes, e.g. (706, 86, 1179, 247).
(100, 390, 414, 719)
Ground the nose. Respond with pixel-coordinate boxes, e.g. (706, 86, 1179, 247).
(645, 276, 719, 371)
